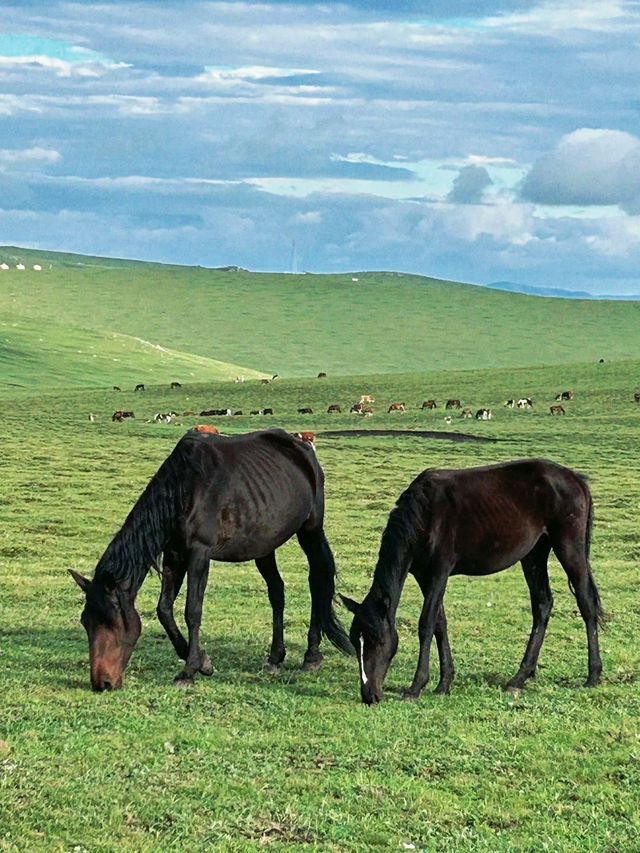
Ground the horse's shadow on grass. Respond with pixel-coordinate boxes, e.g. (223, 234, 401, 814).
(1, 626, 345, 698)
(4, 626, 631, 696)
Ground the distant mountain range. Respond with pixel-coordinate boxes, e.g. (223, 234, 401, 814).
(486, 280, 640, 301)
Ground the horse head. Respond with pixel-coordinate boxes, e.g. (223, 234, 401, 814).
(340, 593, 398, 705)
(70, 570, 142, 691)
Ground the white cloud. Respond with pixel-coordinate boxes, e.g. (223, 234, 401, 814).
(483, 1, 629, 34)
(293, 211, 322, 224)
(432, 199, 536, 245)
(201, 65, 319, 80)
(584, 215, 640, 257)
(521, 128, 640, 206)
(0, 146, 61, 165)
(0, 54, 128, 78)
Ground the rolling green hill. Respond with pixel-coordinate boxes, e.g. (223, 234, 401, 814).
(0, 316, 265, 388)
(2, 246, 640, 387)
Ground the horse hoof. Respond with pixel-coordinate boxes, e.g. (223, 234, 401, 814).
(584, 677, 601, 688)
(199, 653, 214, 676)
(263, 662, 282, 675)
(402, 690, 420, 702)
(505, 683, 522, 696)
(434, 683, 451, 696)
(173, 676, 194, 689)
(301, 658, 323, 672)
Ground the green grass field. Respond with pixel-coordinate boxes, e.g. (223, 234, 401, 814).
(2, 351, 640, 851)
(3, 246, 640, 386)
(1, 248, 640, 851)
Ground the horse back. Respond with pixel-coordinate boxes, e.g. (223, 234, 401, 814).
(177, 429, 324, 560)
(410, 459, 590, 573)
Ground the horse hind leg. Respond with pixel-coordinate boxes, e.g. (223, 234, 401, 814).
(506, 537, 553, 692)
(551, 528, 603, 687)
(433, 604, 455, 695)
(297, 526, 353, 671)
(255, 552, 286, 673)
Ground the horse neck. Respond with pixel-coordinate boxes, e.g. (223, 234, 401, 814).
(93, 563, 146, 602)
(369, 552, 412, 620)
(369, 496, 421, 618)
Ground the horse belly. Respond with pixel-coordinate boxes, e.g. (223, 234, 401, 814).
(211, 503, 311, 562)
(452, 527, 544, 575)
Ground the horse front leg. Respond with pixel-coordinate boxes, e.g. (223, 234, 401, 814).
(158, 548, 213, 677)
(174, 550, 211, 687)
(403, 570, 450, 701)
(255, 552, 286, 673)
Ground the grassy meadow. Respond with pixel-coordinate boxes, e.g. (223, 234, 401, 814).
(1, 354, 640, 851)
(3, 246, 640, 385)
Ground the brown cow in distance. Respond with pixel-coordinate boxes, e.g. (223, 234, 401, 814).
(293, 431, 316, 446)
(550, 405, 566, 415)
(193, 424, 220, 435)
(350, 403, 363, 414)
(298, 407, 313, 415)
(112, 410, 134, 422)
(388, 403, 406, 413)
(327, 404, 342, 413)
(555, 391, 574, 401)
(445, 399, 461, 409)
(317, 372, 327, 379)
(421, 400, 437, 410)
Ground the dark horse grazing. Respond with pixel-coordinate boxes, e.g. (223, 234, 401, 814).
(70, 428, 353, 691)
(341, 459, 603, 705)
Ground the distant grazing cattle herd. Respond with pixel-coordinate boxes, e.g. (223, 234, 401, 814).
(98, 380, 640, 428)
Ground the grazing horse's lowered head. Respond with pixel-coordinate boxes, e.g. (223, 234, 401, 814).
(69, 569, 141, 691)
(340, 593, 398, 705)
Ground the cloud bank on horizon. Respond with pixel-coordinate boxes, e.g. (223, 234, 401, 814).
(1, 0, 639, 293)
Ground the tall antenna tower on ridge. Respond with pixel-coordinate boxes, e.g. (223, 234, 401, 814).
(290, 239, 297, 274)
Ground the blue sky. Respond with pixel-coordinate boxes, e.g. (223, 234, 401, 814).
(1, 1, 639, 292)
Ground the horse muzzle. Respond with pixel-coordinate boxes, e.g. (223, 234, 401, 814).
(360, 682, 383, 706)
(91, 670, 124, 692)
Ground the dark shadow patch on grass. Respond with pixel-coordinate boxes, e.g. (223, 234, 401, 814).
(319, 429, 499, 443)
(2, 626, 348, 698)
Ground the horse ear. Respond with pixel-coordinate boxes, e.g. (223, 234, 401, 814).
(69, 569, 90, 592)
(339, 594, 360, 614)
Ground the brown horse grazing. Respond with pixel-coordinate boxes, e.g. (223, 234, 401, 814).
(341, 459, 603, 705)
(70, 429, 354, 691)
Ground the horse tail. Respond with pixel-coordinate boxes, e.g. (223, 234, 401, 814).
(567, 477, 605, 628)
(95, 436, 195, 589)
(310, 535, 355, 656)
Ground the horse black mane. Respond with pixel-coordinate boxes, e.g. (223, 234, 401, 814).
(372, 480, 428, 600)
(93, 434, 203, 591)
